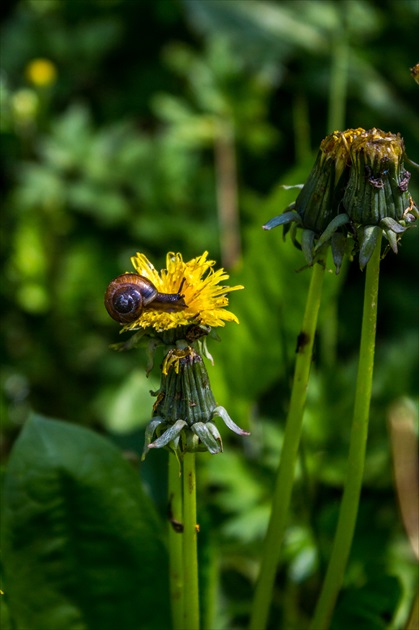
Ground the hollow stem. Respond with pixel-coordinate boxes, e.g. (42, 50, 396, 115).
(182, 453, 200, 630)
(310, 231, 382, 630)
(168, 454, 184, 630)
(250, 261, 326, 630)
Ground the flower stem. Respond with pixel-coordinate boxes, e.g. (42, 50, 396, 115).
(250, 261, 326, 630)
(182, 452, 200, 630)
(310, 231, 382, 630)
(168, 454, 184, 630)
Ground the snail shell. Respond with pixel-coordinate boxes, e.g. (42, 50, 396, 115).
(105, 273, 187, 324)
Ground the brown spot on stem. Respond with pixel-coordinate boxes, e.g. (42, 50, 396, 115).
(296, 332, 310, 353)
(168, 496, 184, 533)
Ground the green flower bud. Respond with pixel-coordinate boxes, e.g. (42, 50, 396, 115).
(343, 129, 411, 224)
(156, 348, 217, 429)
(264, 129, 365, 270)
(294, 128, 362, 233)
(342, 128, 417, 268)
(142, 345, 249, 459)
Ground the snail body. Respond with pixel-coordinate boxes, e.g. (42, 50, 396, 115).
(105, 273, 187, 324)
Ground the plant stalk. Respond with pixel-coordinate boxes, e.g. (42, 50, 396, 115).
(310, 232, 382, 630)
(168, 454, 184, 630)
(182, 453, 200, 630)
(250, 261, 326, 630)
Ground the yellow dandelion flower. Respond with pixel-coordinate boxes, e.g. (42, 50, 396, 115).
(105, 251, 249, 457)
(105, 251, 243, 332)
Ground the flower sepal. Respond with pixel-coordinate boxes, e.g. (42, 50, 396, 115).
(358, 225, 382, 271)
(212, 405, 250, 437)
(262, 208, 301, 231)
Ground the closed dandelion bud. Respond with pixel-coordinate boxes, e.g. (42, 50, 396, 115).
(294, 128, 362, 233)
(156, 348, 216, 426)
(263, 129, 364, 271)
(343, 128, 417, 268)
(344, 129, 410, 223)
(143, 345, 248, 458)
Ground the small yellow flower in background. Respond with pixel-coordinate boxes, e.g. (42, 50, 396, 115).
(124, 251, 243, 332)
(25, 58, 57, 87)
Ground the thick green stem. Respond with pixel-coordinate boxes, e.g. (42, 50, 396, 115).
(310, 232, 382, 630)
(168, 454, 184, 630)
(250, 262, 325, 630)
(182, 453, 200, 630)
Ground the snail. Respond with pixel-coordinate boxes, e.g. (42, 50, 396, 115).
(105, 273, 187, 324)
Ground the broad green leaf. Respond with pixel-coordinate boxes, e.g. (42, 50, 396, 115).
(2, 413, 171, 630)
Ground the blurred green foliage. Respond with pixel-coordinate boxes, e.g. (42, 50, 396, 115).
(1, 1, 418, 628)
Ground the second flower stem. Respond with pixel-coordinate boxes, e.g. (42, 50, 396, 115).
(168, 454, 184, 630)
(182, 452, 200, 630)
(310, 232, 382, 630)
(250, 261, 326, 630)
